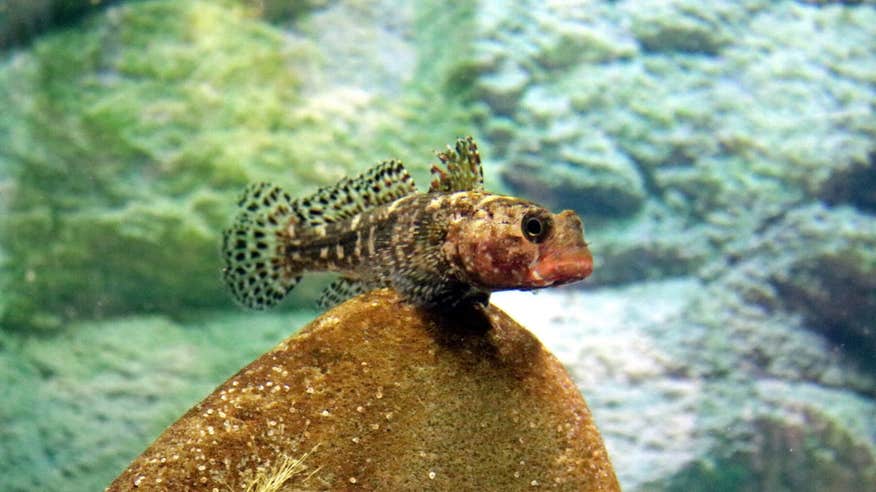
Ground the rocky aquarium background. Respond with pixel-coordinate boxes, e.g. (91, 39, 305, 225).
(0, 0, 874, 490)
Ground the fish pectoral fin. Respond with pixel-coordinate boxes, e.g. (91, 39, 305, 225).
(391, 270, 489, 309)
(429, 136, 485, 193)
(317, 276, 371, 309)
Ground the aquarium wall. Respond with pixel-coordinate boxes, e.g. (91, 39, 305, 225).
(1, 0, 874, 490)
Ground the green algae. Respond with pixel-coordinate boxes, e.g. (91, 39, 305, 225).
(0, 1, 307, 329)
(0, 0, 480, 330)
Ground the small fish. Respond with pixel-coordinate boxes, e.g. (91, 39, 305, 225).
(222, 137, 593, 310)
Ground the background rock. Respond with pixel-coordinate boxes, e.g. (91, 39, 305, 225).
(0, 309, 317, 491)
(714, 204, 876, 371)
(494, 281, 876, 491)
(0, 0, 478, 329)
(474, 0, 876, 286)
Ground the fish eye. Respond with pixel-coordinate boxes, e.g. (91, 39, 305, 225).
(521, 212, 551, 243)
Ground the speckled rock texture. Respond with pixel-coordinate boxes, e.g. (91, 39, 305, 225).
(107, 289, 619, 491)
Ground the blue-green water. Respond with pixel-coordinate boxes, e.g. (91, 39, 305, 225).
(1, 1, 874, 490)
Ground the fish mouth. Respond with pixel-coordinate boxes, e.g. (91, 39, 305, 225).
(528, 248, 594, 287)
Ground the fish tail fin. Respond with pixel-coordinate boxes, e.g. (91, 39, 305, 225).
(222, 182, 302, 309)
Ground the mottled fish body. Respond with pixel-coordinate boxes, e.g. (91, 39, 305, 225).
(222, 138, 593, 309)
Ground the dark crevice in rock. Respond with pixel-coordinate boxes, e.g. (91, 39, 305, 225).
(0, 0, 122, 51)
(751, 197, 808, 235)
(666, 411, 876, 491)
(638, 34, 723, 57)
(820, 152, 876, 214)
(799, 0, 867, 6)
(630, 156, 663, 200)
(772, 265, 876, 373)
(253, 0, 337, 24)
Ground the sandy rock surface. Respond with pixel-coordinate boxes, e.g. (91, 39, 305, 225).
(108, 289, 618, 491)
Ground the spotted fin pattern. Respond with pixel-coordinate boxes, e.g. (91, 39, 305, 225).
(317, 277, 369, 309)
(222, 183, 301, 309)
(222, 160, 417, 309)
(429, 136, 484, 193)
(292, 159, 416, 226)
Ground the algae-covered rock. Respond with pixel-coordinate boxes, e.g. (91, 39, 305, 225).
(0, 0, 311, 329)
(0, 0, 479, 330)
(107, 289, 619, 491)
(0, 310, 317, 492)
(588, 204, 713, 285)
(667, 380, 876, 491)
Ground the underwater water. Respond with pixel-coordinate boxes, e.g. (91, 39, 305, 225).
(1, 0, 875, 490)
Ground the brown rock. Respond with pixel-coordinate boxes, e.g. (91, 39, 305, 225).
(107, 289, 619, 491)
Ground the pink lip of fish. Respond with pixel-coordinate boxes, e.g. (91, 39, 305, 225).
(527, 211, 594, 287)
(222, 137, 594, 310)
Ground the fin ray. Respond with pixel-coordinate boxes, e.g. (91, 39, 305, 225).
(294, 159, 416, 227)
(222, 183, 301, 309)
(429, 137, 484, 192)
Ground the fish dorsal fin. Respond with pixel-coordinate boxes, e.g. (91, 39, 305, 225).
(429, 137, 484, 193)
(294, 159, 416, 226)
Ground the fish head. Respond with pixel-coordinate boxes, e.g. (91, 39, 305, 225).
(445, 197, 593, 291)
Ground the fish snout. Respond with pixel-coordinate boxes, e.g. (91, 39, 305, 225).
(528, 210, 593, 286)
